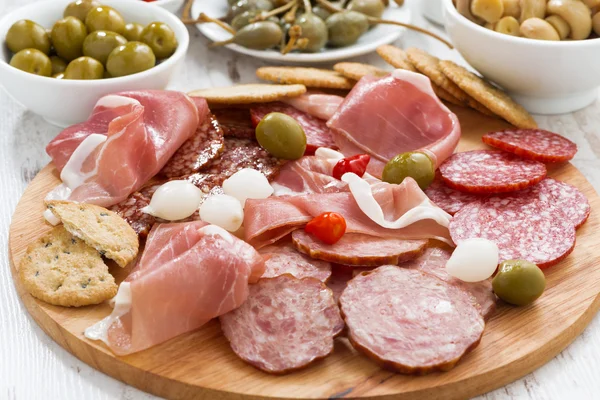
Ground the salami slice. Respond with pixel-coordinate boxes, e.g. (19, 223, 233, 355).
(292, 231, 426, 266)
(259, 243, 332, 282)
(450, 192, 576, 269)
(110, 189, 156, 237)
(439, 150, 546, 194)
(425, 174, 486, 215)
(250, 102, 336, 154)
(212, 107, 255, 139)
(402, 247, 496, 320)
(531, 178, 590, 229)
(160, 113, 225, 178)
(219, 275, 344, 374)
(340, 266, 484, 374)
(482, 129, 577, 163)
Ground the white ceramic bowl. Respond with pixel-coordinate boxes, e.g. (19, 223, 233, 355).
(152, 0, 185, 14)
(0, 0, 189, 127)
(443, 0, 600, 115)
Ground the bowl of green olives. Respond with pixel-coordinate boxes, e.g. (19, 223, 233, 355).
(191, 0, 412, 62)
(0, 0, 189, 126)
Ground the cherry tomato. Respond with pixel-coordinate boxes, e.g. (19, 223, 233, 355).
(332, 154, 370, 180)
(305, 212, 347, 245)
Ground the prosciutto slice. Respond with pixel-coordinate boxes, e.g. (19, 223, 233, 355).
(327, 70, 461, 177)
(46, 90, 204, 207)
(281, 90, 345, 121)
(86, 221, 265, 355)
(245, 177, 451, 249)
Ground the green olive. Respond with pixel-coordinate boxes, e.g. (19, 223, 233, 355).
(83, 30, 127, 65)
(256, 112, 307, 160)
(5, 20, 51, 55)
(296, 13, 328, 53)
(106, 41, 156, 77)
(64, 0, 100, 22)
(51, 16, 88, 61)
(123, 22, 144, 42)
(85, 5, 126, 34)
(233, 21, 283, 50)
(140, 22, 178, 59)
(50, 56, 68, 75)
(312, 6, 332, 21)
(64, 56, 104, 79)
(53, 72, 65, 79)
(492, 260, 546, 306)
(326, 11, 369, 47)
(9, 49, 52, 77)
(347, 0, 386, 19)
(381, 152, 435, 189)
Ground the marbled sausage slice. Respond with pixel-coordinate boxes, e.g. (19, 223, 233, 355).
(220, 275, 344, 374)
(292, 230, 427, 266)
(259, 243, 332, 282)
(340, 266, 484, 374)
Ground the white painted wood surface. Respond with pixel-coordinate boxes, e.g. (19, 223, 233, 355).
(1, 0, 599, 399)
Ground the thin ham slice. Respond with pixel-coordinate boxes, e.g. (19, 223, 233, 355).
(327, 70, 461, 177)
(46, 90, 204, 207)
(95, 221, 265, 355)
(281, 91, 345, 121)
(271, 156, 345, 195)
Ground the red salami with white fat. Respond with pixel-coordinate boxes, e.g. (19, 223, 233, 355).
(292, 231, 427, 266)
(160, 113, 225, 178)
(219, 275, 344, 374)
(402, 247, 496, 320)
(259, 243, 332, 282)
(212, 107, 255, 139)
(530, 178, 590, 229)
(425, 174, 485, 215)
(482, 129, 577, 163)
(250, 102, 336, 154)
(340, 266, 484, 374)
(439, 150, 546, 194)
(450, 190, 576, 269)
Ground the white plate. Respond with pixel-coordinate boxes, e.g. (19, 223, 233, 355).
(192, 1, 412, 63)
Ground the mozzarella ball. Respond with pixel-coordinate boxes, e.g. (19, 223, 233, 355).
(199, 194, 244, 232)
(222, 168, 273, 206)
(446, 238, 499, 282)
(143, 180, 203, 221)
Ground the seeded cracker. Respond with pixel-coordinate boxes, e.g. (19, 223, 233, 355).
(333, 62, 389, 81)
(439, 60, 538, 129)
(19, 226, 117, 307)
(406, 48, 496, 117)
(188, 84, 306, 104)
(256, 67, 356, 89)
(46, 201, 138, 268)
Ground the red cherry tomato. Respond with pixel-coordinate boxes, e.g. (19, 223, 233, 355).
(305, 212, 347, 245)
(332, 154, 370, 180)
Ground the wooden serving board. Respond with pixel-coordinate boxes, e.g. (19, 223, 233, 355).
(8, 106, 600, 400)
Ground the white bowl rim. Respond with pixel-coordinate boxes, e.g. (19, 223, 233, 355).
(0, 0, 189, 86)
(443, 0, 600, 48)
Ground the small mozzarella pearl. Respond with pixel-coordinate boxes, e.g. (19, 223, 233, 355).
(446, 238, 499, 282)
(222, 168, 274, 206)
(199, 194, 244, 232)
(143, 180, 203, 221)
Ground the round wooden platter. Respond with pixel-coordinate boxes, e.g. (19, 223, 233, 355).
(8, 106, 600, 400)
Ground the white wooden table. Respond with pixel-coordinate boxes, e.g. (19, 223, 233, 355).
(1, 0, 599, 399)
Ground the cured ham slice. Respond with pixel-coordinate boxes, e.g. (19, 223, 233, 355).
(85, 221, 265, 355)
(271, 155, 344, 195)
(46, 91, 204, 207)
(281, 91, 345, 121)
(245, 177, 451, 249)
(327, 70, 461, 177)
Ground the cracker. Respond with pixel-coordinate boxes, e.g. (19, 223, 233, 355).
(439, 60, 537, 129)
(432, 84, 463, 107)
(188, 84, 307, 104)
(333, 62, 389, 81)
(19, 226, 117, 307)
(46, 201, 138, 268)
(376, 45, 417, 72)
(256, 67, 356, 89)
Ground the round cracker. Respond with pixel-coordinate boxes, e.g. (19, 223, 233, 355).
(431, 83, 463, 107)
(188, 84, 307, 104)
(256, 67, 356, 89)
(439, 60, 537, 129)
(333, 62, 389, 81)
(376, 45, 417, 72)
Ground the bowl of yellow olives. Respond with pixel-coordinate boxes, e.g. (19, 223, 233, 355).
(0, 0, 189, 126)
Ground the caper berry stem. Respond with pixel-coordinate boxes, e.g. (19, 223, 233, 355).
(181, 0, 194, 22)
(284, 2, 299, 23)
(315, 0, 454, 48)
(252, 0, 297, 22)
(302, 0, 312, 14)
(281, 24, 302, 54)
(190, 13, 236, 35)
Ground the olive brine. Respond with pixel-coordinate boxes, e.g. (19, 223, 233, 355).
(5, 0, 178, 79)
